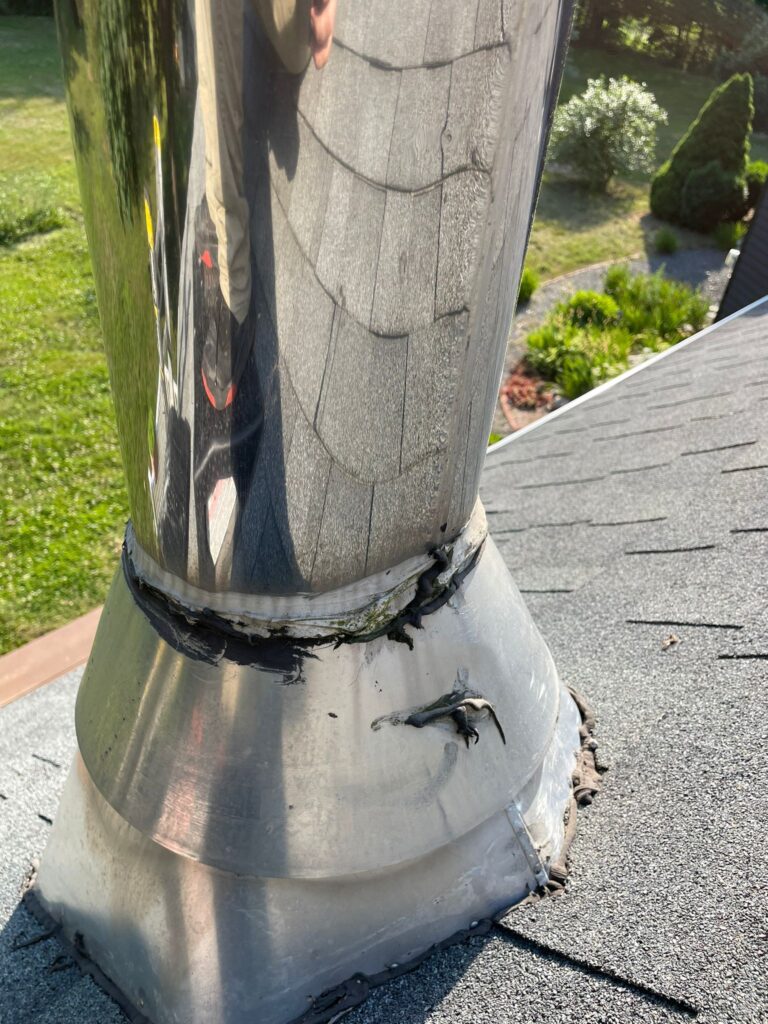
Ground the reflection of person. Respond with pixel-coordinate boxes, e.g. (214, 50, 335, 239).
(189, 0, 336, 585)
(309, 0, 337, 69)
(193, 0, 336, 412)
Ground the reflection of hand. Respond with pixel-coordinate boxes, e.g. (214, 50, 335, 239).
(310, 0, 337, 69)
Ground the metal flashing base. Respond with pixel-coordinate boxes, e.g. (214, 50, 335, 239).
(35, 539, 582, 1024)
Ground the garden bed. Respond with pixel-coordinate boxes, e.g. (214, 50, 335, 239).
(496, 263, 717, 435)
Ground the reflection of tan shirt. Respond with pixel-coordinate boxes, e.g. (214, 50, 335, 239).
(255, 0, 311, 74)
(195, 0, 311, 324)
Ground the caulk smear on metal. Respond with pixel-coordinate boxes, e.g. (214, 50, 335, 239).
(121, 540, 484, 680)
(350, 541, 485, 650)
(372, 669, 507, 747)
(122, 547, 316, 683)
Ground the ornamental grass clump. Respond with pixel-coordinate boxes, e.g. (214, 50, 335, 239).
(517, 266, 540, 303)
(562, 290, 620, 328)
(603, 266, 708, 346)
(526, 289, 633, 399)
(654, 226, 679, 254)
(712, 221, 747, 251)
(550, 76, 667, 192)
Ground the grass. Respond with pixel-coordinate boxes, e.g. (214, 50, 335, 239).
(526, 47, 768, 280)
(0, 17, 126, 654)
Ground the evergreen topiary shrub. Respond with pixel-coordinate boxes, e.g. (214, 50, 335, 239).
(746, 160, 768, 206)
(650, 74, 753, 228)
(681, 161, 748, 232)
(754, 75, 768, 133)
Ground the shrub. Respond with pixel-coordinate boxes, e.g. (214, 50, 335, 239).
(604, 266, 708, 344)
(654, 227, 678, 254)
(651, 74, 753, 227)
(560, 353, 594, 399)
(527, 321, 633, 390)
(713, 221, 747, 251)
(681, 161, 748, 232)
(746, 160, 768, 207)
(517, 266, 540, 304)
(526, 321, 567, 381)
(550, 76, 667, 191)
(562, 290, 620, 327)
(754, 74, 768, 133)
(526, 269, 708, 400)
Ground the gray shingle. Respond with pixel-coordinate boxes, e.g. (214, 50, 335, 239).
(298, 46, 400, 187)
(371, 186, 441, 335)
(442, 47, 508, 176)
(386, 65, 451, 190)
(435, 171, 487, 318)
(333, 0, 432, 70)
(310, 465, 373, 589)
(401, 313, 466, 472)
(424, 0, 481, 64)
(316, 163, 386, 327)
(315, 310, 407, 483)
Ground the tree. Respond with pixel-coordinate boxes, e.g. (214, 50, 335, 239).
(573, 1, 768, 74)
(650, 73, 753, 228)
(549, 76, 667, 191)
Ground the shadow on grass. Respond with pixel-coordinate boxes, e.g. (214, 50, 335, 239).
(536, 174, 643, 232)
(0, 17, 66, 102)
(637, 211, 713, 260)
(0, 207, 65, 247)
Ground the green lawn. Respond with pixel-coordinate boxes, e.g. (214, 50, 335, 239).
(0, 17, 126, 654)
(526, 47, 768, 280)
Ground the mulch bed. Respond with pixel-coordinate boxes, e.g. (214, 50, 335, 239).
(499, 360, 560, 432)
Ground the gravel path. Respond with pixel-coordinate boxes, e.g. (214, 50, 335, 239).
(492, 246, 732, 436)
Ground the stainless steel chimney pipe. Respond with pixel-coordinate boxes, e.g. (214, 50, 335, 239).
(36, 2, 581, 1022)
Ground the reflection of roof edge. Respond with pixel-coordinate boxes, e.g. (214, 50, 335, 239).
(333, 35, 508, 74)
(295, 104, 492, 195)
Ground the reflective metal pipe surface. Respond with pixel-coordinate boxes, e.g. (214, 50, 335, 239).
(55, 0, 572, 598)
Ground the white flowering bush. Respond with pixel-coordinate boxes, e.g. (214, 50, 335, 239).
(550, 76, 667, 191)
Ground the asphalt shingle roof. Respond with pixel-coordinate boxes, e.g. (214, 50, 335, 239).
(1, 298, 766, 1023)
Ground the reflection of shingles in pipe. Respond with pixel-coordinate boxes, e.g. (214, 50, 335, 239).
(59, 0, 570, 596)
